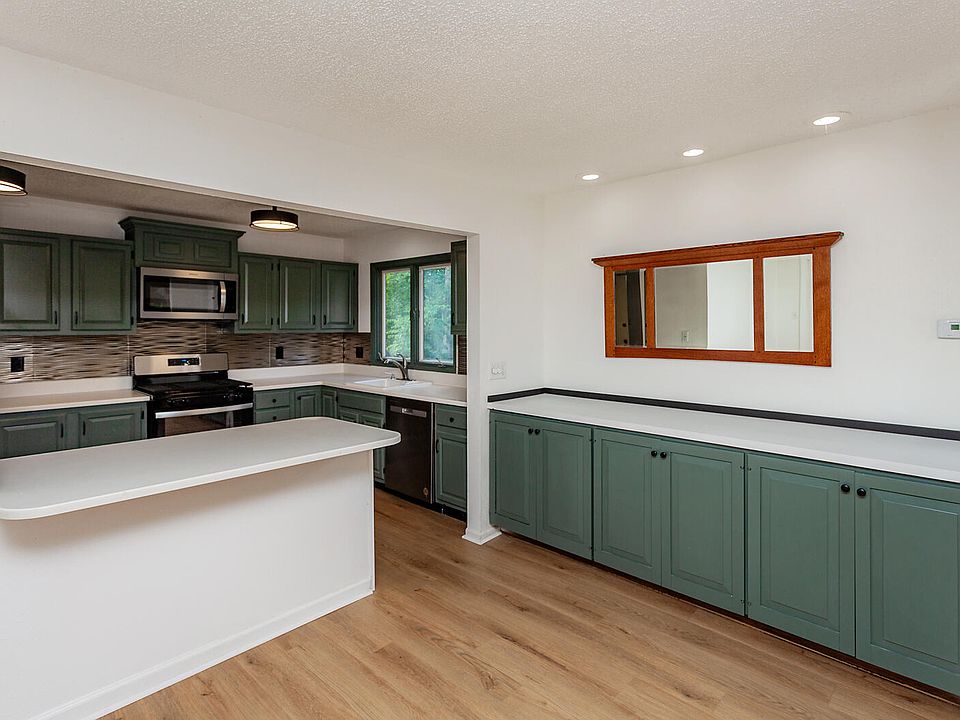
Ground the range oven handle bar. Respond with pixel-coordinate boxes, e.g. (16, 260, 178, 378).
(154, 402, 253, 419)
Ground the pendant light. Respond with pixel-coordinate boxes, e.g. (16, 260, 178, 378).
(250, 206, 299, 231)
(0, 165, 27, 196)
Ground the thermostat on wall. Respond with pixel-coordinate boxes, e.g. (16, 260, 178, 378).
(937, 319, 960, 339)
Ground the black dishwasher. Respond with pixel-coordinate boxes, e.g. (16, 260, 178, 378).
(384, 397, 434, 502)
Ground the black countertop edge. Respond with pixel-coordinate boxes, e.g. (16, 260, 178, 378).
(486, 387, 960, 442)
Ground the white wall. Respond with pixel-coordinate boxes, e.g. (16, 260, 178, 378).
(0, 46, 543, 545)
(544, 106, 960, 428)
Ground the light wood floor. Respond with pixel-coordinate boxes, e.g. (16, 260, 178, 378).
(106, 490, 959, 720)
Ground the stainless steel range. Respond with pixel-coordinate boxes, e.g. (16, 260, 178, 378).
(133, 353, 253, 437)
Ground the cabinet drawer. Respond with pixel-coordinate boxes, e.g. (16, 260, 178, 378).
(255, 390, 292, 410)
(336, 390, 385, 415)
(435, 404, 466, 431)
(256, 407, 292, 424)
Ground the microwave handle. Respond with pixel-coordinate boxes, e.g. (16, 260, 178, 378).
(219, 280, 227, 313)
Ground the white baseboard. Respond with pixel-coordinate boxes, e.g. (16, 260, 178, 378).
(34, 580, 373, 720)
(463, 526, 501, 545)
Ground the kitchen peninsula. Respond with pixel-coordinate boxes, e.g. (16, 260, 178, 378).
(0, 417, 399, 720)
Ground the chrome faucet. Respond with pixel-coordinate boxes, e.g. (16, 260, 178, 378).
(379, 353, 410, 381)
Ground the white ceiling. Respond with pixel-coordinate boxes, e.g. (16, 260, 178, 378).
(5, 161, 462, 242)
(1, 1, 958, 194)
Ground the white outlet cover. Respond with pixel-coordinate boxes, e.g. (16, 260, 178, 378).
(489, 361, 505, 380)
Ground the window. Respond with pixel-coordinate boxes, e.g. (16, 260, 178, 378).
(372, 253, 455, 371)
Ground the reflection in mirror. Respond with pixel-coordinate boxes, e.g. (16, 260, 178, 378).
(764, 254, 814, 352)
(654, 259, 754, 350)
(614, 269, 645, 346)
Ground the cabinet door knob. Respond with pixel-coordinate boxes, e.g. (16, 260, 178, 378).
(534, 429, 541, 435)
(659, 451, 668, 459)
(527, 428, 534, 434)
(856, 487, 867, 498)
(840, 483, 851, 494)
(650, 450, 658, 457)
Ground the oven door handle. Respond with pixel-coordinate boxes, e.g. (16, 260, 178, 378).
(154, 402, 253, 419)
(219, 280, 228, 314)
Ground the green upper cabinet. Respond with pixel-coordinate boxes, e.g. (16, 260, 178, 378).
(593, 428, 661, 584)
(121, 217, 241, 272)
(279, 259, 319, 331)
(0, 231, 60, 331)
(747, 454, 855, 654)
(0, 411, 67, 458)
(71, 239, 134, 331)
(237, 254, 277, 332)
(450, 239, 467, 335)
(659, 439, 745, 614)
(77, 404, 145, 448)
(319, 262, 358, 331)
(855, 472, 960, 694)
(490, 412, 592, 559)
(537, 418, 593, 558)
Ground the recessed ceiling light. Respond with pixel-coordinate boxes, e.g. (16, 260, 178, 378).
(580, 173, 601, 181)
(813, 114, 842, 126)
(250, 206, 299, 232)
(682, 148, 704, 158)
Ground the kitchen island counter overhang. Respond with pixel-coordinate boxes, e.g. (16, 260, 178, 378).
(0, 417, 400, 720)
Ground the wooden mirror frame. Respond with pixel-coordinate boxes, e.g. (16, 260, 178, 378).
(592, 232, 843, 366)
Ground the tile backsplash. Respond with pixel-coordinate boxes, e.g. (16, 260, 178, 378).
(0, 323, 374, 383)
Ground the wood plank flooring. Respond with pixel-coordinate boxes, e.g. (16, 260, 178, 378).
(106, 490, 959, 720)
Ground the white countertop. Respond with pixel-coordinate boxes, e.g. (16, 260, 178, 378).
(245, 372, 468, 407)
(488, 394, 960, 486)
(0, 388, 149, 415)
(0, 417, 400, 520)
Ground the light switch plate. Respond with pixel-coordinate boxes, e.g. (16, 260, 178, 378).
(937, 319, 960, 339)
(489, 361, 505, 380)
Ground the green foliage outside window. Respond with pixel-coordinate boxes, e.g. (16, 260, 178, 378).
(383, 269, 411, 357)
(420, 265, 453, 364)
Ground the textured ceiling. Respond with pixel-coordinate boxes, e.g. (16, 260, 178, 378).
(1, 1, 958, 193)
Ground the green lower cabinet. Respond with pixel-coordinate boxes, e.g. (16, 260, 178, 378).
(256, 407, 291, 424)
(0, 411, 67, 458)
(293, 387, 322, 418)
(490, 413, 537, 536)
(747, 454, 855, 653)
(593, 429, 661, 584)
(435, 425, 467, 511)
(320, 388, 338, 418)
(489, 412, 591, 559)
(537, 419, 593, 558)
(336, 391, 386, 483)
(77, 404, 145, 448)
(660, 439, 745, 614)
(854, 472, 960, 694)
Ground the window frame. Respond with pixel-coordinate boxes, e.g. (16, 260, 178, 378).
(371, 252, 456, 373)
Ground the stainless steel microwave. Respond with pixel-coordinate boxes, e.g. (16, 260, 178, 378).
(139, 267, 239, 320)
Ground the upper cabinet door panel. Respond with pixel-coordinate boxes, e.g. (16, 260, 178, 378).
(593, 428, 661, 583)
(279, 259, 319, 331)
(660, 440, 745, 614)
(192, 238, 235, 269)
(122, 217, 240, 271)
(0, 233, 60, 331)
(320, 263, 358, 331)
(855, 473, 960, 694)
(237, 254, 277, 332)
(537, 418, 593, 559)
(140, 230, 191, 265)
(747, 455, 855, 654)
(450, 239, 467, 335)
(72, 240, 133, 331)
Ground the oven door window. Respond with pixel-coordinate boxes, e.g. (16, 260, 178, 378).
(157, 411, 236, 437)
(143, 276, 221, 314)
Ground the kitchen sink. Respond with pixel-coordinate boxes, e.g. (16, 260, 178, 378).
(352, 378, 432, 389)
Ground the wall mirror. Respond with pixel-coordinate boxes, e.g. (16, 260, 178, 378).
(594, 232, 841, 365)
